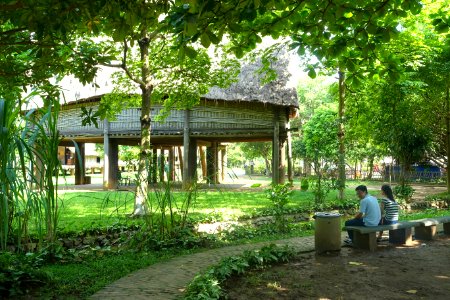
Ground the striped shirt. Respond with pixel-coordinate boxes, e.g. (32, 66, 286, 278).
(382, 198, 399, 221)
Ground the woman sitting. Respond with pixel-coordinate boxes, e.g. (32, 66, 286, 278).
(378, 184, 400, 241)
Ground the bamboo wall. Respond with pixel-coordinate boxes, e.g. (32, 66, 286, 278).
(58, 100, 288, 138)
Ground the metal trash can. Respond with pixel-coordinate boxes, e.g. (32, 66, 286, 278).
(314, 212, 341, 254)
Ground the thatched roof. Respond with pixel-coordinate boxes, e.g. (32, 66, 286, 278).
(63, 50, 298, 108)
(204, 50, 298, 108)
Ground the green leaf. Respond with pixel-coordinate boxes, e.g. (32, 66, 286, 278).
(228, 23, 242, 33)
(308, 68, 316, 79)
(344, 12, 353, 19)
(381, 29, 391, 42)
(184, 46, 197, 58)
(436, 23, 449, 34)
(200, 33, 211, 48)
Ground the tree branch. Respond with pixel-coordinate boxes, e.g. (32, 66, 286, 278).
(121, 40, 144, 86)
(0, 27, 27, 36)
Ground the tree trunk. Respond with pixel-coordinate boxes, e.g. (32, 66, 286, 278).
(367, 155, 374, 180)
(264, 158, 271, 175)
(338, 70, 346, 200)
(134, 30, 152, 216)
(304, 158, 311, 176)
(446, 84, 450, 194)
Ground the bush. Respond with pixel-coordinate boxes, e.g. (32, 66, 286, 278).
(265, 184, 293, 233)
(300, 178, 309, 191)
(183, 244, 295, 299)
(394, 184, 415, 203)
(0, 252, 52, 298)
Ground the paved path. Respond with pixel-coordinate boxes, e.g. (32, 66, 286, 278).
(91, 234, 348, 300)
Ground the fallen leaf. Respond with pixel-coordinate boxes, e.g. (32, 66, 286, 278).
(406, 290, 417, 294)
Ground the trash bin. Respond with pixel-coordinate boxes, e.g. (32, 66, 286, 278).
(314, 212, 341, 254)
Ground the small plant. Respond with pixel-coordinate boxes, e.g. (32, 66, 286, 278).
(0, 252, 52, 298)
(300, 178, 309, 191)
(265, 184, 292, 233)
(183, 244, 295, 299)
(394, 184, 415, 203)
(310, 176, 337, 205)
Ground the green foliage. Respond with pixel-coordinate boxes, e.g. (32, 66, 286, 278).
(183, 244, 295, 299)
(310, 176, 338, 206)
(393, 185, 415, 204)
(133, 182, 198, 242)
(265, 184, 293, 233)
(300, 179, 309, 191)
(0, 251, 52, 298)
(0, 97, 62, 251)
(302, 107, 339, 163)
(170, 0, 423, 82)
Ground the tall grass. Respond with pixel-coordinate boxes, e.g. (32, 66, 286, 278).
(0, 98, 62, 251)
(138, 180, 198, 239)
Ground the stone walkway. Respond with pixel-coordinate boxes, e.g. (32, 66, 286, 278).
(91, 234, 347, 300)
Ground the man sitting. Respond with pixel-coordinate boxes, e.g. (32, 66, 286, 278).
(344, 185, 381, 245)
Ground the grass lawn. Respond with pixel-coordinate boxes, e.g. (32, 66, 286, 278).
(57, 184, 366, 232)
(56, 178, 423, 232)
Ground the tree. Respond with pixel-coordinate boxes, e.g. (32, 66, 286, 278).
(302, 106, 339, 203)
(240, 142, 272, 175)
(168, 0, 423, 200)
(78, 2, 240, 216)
(0, 0, 111, 101)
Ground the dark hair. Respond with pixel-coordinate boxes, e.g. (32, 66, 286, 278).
(381, 184, 395, 202)
(355, 185, 368, 193)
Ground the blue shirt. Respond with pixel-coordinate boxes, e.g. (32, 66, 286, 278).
(359, 194, 381, 226)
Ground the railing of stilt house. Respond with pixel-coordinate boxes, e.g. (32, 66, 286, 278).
(57, 100, 287, 137)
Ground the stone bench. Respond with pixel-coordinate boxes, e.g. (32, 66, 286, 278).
(344, 216, 450, 251)
(413, 216, 450, 240)
(344, 222, 420, 251)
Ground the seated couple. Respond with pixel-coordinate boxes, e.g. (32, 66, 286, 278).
(344, 184, 400, 245)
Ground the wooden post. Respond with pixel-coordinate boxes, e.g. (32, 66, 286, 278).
(199, 146, 207, 179)
(159, 148, 165, 182)
(287, 124, 294, 184)
(280, 138, 286, 184)
(107, 140, 118, 189)
(74, 142, 85, 185)
(151, 148, 157, 183)
(221, 145, 226, 181)
(103, 119, 110, 190)
(206, 142, 219, 184)
(272, 119, 280, 185)
(168, 147, 175, 182)
(177, 146, 183, 180)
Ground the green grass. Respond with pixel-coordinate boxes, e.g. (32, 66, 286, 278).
(401, 208, 450, 220)
(57, 186, 365, 232)
(58, 191, 136, 232)
(39, 250, 182, 298)
(56, 180, 405, 233)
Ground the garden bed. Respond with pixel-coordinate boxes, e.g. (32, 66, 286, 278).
(223, 236, 450, 299)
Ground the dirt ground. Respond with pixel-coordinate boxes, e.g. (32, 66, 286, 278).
(224, 236, 450, 300)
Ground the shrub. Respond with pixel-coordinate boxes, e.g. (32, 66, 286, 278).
(265, 184, 293, 233)
(394, 184, 415, 203)
(183, 244, 295, 299)
(0, 252, 52, 298)
(300, 178, 309, 191)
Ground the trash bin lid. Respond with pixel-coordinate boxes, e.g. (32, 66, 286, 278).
(314, 212, 341, 218)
